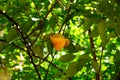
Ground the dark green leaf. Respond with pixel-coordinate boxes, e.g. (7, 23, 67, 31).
(66, 61, 86, 77)
(83, 19, 93, 31)
(91, 60, 99, 73)
(7, 28, 18, 42)
(50, 16, 57, 30)
(89, 27, 99, 37)
(79, 54, 91, 61)
(20, 19, 34, 34)
(98, 20, 109, 46)
(108, 31, 116, 38)
(33, 45, 44, 58)
(59, 54, 75, 63)
(46, 40, 53, 54)
(67, 43, 82, 53)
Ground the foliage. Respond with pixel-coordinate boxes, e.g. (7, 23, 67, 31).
(0, 0, 120, 80)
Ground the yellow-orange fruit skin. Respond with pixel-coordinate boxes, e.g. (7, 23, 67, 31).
(50, 34, 65, 51)
(50, 34, 62, 43)
(53, 38, 65, 51)
(50, 34, 70, 51)
(64, 38, 70, 47)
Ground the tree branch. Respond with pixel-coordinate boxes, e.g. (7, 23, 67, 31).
(0, 10, 41, 80)
(88, 29, 99, 80)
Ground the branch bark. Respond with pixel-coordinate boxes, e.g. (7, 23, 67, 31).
(88, 29, 100, 80)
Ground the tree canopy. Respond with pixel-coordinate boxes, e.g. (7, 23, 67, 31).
(0, 0, 120, 80)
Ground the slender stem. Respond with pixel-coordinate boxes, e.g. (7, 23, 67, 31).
(58, 3, 71, 33)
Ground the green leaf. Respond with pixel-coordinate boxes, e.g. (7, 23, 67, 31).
(33, 45, 44, 58)
(108, 31, 116, 38)
(79, 54, 91, 61)
(61, 75, 69, 80)
(114, 24, 120, 35)
(65, 55, 90, 78)
(53, 71, 62, 78)
(89, 27, 99, 37)
(0, 41, 6, 51)
(91, 60, 99, 73)
(46, 40, 53, 54)
(114, 50, 120, 64)
(83, 19, 93, 31)
(59, 54, 75, 63)
(98, 20, 108, 46)
(7, 28, 18, 42)
(67, 43, 82, 53)
(53, 8, 62, 16)
(50, 16, 57, 30)
(20, 19, 34, 34)
(0, 5, 4, 10)
(66, 61, 86, 77)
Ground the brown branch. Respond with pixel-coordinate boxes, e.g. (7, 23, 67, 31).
(88, 30, 97, 61)
(88, 29, 99, 80)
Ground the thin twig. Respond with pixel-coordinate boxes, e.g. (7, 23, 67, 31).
(28, 0, 58, 38)
(30, 0, 58, 46)
(58, 4, 71, 33)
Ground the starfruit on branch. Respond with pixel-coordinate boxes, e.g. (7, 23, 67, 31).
(50, 34, 70, 51)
